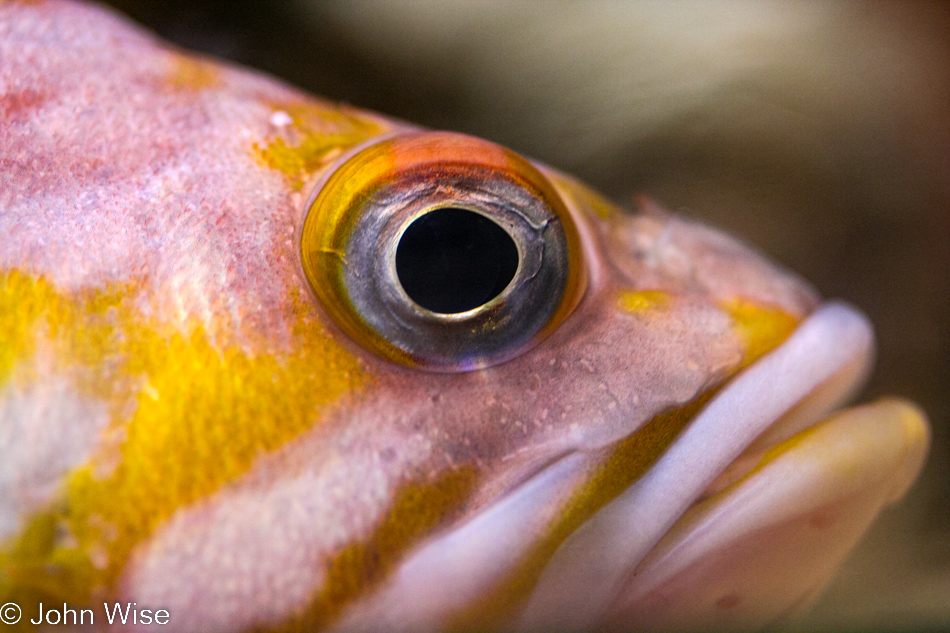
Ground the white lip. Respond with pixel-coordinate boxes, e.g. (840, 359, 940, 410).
(517, 301, 875, 630)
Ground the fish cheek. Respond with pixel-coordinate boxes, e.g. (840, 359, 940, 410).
(0, 269, 365, 612)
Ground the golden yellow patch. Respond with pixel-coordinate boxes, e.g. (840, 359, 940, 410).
(253, 102, 384, 189)
(165, 55, 219, 91)
(0, 270, 132, 402)
(0, 270, 54, 387)
(617, 289, 671, 315)
(720, 298, 799, 367)
(0, 270, 363, 625)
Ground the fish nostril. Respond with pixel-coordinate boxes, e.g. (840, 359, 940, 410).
(395, 207, 519, 314)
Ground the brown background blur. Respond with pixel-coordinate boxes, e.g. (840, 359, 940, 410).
(98, 1, 950, 630)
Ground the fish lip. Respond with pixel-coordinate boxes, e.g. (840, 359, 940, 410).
(512, 301, 876, 629)
(632, 300, 875, 510)
(692, 299, 876, 498)
(482, 300, 876, 552)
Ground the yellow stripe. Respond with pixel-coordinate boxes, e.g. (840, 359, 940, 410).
(446, 391, 716, 632)
(268, 466, 479, 632)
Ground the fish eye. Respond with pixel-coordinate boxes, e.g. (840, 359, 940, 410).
(394, 206, 520, 315)
(300, 131, 583, 372)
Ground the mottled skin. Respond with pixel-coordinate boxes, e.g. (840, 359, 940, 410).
(0, 2, 928, 633)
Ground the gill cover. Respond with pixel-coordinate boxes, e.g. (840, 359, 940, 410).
(300, 132, 584, 371)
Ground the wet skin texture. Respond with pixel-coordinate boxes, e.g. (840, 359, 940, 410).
(0, 2, 930, 632)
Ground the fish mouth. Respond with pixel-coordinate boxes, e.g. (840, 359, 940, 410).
(631, 300, 879, 516)
(517, 301, 929, 630)
(695, 302, 878, 502)
(333, 302, 928, 632)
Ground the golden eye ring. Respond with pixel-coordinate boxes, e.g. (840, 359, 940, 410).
(300, 131, 583, 372)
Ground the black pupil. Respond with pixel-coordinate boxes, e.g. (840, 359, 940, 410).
(395, 208, 519, 314)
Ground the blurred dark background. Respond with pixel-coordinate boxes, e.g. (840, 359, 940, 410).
(97, 1, 950, 630)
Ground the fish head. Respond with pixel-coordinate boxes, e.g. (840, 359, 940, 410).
(0, 2, 929, 632)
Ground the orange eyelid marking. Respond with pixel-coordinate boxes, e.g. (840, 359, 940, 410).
(300, 131, 585, 368)
(390, 132, 511, 171)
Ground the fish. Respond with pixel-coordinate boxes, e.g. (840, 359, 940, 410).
(0, 1, 930, 632)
